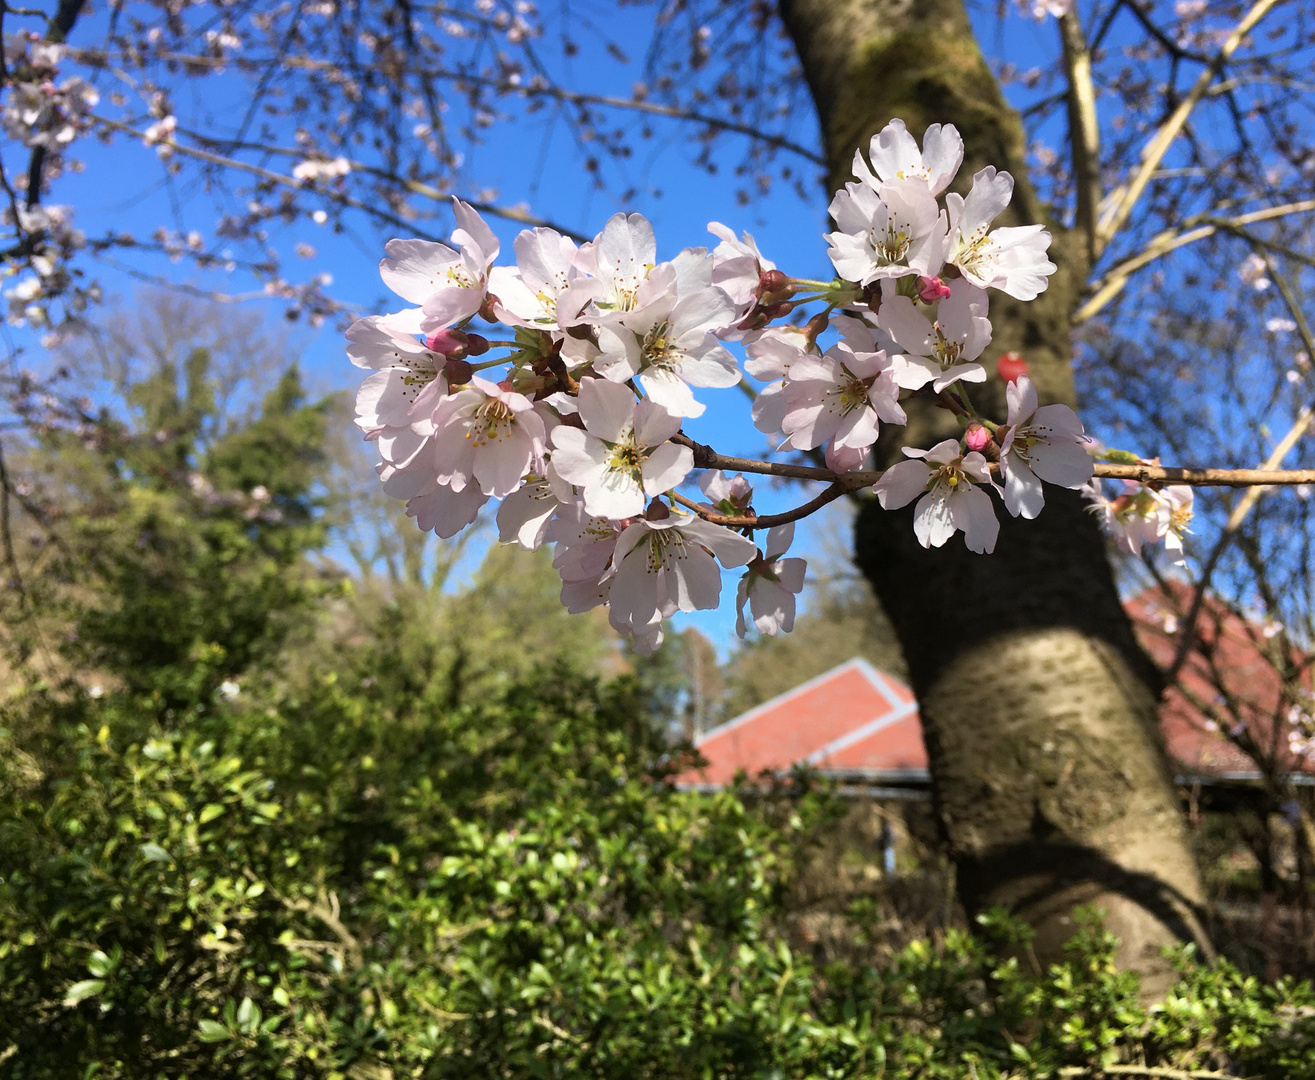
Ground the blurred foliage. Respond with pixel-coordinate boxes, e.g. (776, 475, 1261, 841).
(0, 303, 1312, 1076)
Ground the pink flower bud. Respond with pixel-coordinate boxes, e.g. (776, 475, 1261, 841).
(964, 422, 991, 452)
(916, 276, 952, 303)
(425, 328, 469, 356)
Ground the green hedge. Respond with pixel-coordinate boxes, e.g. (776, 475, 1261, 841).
(2, 670, 1313, 1079)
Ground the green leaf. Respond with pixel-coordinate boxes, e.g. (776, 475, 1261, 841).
(139, 843, 172, 863)
(198, 803, 226, 824)
(86, 950, 114, 977)
(62, 979, 105, 1006)
(197, 1019, 231, 1043)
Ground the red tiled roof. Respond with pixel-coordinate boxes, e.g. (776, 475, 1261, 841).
(1125, 583, 1314, 777)
(685, 592, 1313, 790)
(677, 658, 928, 787)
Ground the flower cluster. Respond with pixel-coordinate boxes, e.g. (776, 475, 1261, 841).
(346, 119, 1170, 653)
(1, 37, 99, 157)
(1081, 474, 1194, 565)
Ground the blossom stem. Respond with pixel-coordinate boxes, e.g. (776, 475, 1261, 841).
(671, 484, 853, 529)
(671, 432, 1315, 490)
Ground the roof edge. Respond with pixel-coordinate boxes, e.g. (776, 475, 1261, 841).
(695, 656, 907, 747)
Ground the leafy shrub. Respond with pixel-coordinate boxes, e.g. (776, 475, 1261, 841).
(2, 668, 1313, 1079)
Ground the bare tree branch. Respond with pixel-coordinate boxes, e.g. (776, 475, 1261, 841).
(1075, 197, 1315, 325)
(1059, 8, 1100, 262)
(1094, 0, 1285, 255)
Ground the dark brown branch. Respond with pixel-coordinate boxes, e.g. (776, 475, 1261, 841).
(671, 483, 852, 530)
(22, 0, 88, 210)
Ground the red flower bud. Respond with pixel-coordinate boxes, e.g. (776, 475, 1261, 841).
(644, 498, 671, 521)
(464, 332, 490, 356)
(758, 269, 789, 296)
(804, 311, 830, 344)
(997, 351, 1029, 383)
(443, 359, 473, 385)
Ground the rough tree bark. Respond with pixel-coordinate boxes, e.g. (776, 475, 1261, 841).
(777, 0, 1214, 989)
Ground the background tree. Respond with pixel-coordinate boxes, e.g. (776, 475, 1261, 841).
(3, 0, 1314, 985)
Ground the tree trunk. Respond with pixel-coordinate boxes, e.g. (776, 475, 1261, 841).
(777, 0, 1213, 989)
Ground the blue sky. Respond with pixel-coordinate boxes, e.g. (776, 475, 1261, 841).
(0, 0, 1161, 654)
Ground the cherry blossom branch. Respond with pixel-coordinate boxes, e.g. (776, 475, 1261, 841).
(1075, 197, 1315, 324)
(165, 122, 590, 241)
(1059, 8, 1101, 263)
(674, 433, 1315, 492)
(671, 433, 844, 483)
(1092, 463, 1315, 487)
(74, 48, 828, 166)
(87, 115, 582, 242)
(1094, 0, 1284, 256)
(671, 483, 853, 530)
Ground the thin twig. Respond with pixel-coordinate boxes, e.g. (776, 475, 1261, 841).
(70, 47, 828, 167)
(1092, 462, 1315, 487)
(1162, 248, 1315, 684)
(1095, 0, 1284, 255)
(1057, 1065, 1249, 1079)
(1075, 198, 1315, 325)
(676, 429, 1315, 492)
(88, 115, 580, 242)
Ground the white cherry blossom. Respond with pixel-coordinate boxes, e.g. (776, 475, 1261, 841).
(877, 278, 991, 392)
(780, 342, 905, 453)
(548, 503, 626, 613)
(488, 226, 584, 330)
(735, 522, 807, 637)
(1152, 485, 1194, 565)
(378, 199, 498, 330)
(497, 466, 573, 550)
(743, 324, 810, 435)
(998, 375, 1093, 518)
(945, 167, 1056, 301)
(826, 177, 947, 285)
(605, 512, 758, 646)
(825, 441, 872, 473)
(573, 211, 658, 321)
(593, 268, 740, 418)
(854, 118, 964, 196)
(549, 378, 693, 518)
(405, 478, 489, 538)
(1082, 480, 1164, 556)
(874, 440, 1000, 553)
(707, 221, 777, 312)
(346, 314, 448, 434)
(699, 470, 753, 514)
(423, 377, 545, 497)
